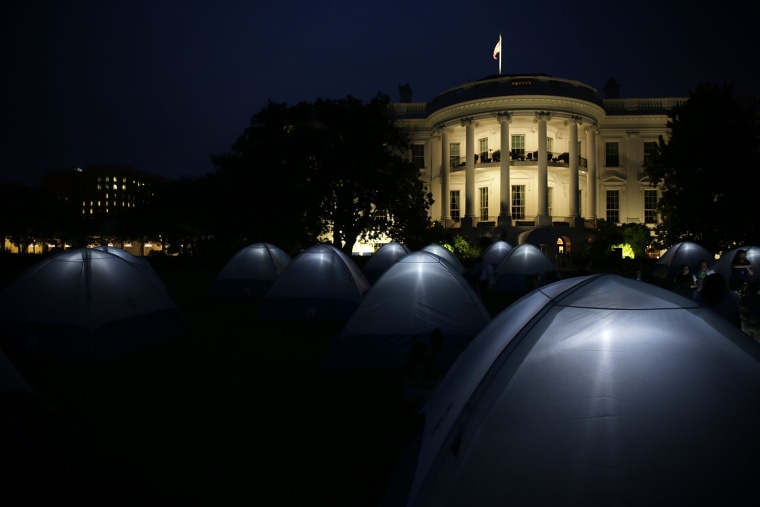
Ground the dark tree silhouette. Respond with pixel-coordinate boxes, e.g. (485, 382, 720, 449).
(212, 93, 433, 255)
(645, 84, 760, 253)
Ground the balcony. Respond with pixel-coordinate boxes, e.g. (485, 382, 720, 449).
(450, 151, 587, 171)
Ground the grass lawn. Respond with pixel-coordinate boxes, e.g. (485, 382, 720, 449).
(3, 257, 422, 506)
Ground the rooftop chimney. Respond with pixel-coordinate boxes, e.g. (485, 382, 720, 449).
(398, 83, 413, 103)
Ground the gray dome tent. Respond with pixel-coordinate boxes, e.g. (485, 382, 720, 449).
(386, 274, 760, 506)
(710, 246, 760, 286)
(210, 242, 291, 298)
(651, 241, 713, 281)
(0, 248, 186, 361)
(421, 244, 465, 275)
(256, 244, 370, 322)
(481, 240, 512, 270)
(92, 245, 167, 292)
(324, 250, 491, 370)
(363, 242, 410, 285)
(491, 242, 560, 295)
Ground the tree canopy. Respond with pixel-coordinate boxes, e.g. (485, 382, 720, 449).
(211, 93, 433, 254)
(644, 84, 760, 254)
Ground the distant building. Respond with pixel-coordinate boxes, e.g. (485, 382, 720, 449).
(392, 74, 684, 257)
(40, 164, 170, 219)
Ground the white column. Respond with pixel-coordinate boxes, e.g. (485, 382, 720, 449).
(498, 112, 511, 227)
(462, 117, 475, 228)
(568, 115, 582, 227)
(586, 125, 598, 220)
(536, 112, 551, 227)
(440, 127, 450, 223)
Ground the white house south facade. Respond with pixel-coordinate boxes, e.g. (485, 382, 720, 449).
(392, 74, 685, 254)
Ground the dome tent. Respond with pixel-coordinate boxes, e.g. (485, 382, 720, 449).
(710, 245, 760, 286)
(386, 274, 760, 506)
(256, 244, 370, 322)
(92, 244, 167, 292)
(491, 242, 560, 295)
(323, 250, 491, 371)
(651, 241, 713, 281)
(209, 242, 291, 298)
(0, 248, 187, 361)
(421, 244, 465, 275)
(481, 240, 512, 270)
(363, 242, 410, 285)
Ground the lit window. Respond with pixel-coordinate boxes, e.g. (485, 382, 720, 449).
(511, 134, 525, 159)
(643, 141, 658, 166)
(479, 187, 489, 220)
(450, 190, 460, 221)
(113, 184, 117, 190)
(645, 189, 658, 223)
(606, 190, 620, 223)
(512, 185, 525, 219)
(605, 142, 619, 167)
(478, 138, 489, 161)
(547, 187, 553, 216)
(450, 143, 461, 168)
(412, 144, 425, 169)
(97, 184, 101, 190)
(121, 185, 126, 190)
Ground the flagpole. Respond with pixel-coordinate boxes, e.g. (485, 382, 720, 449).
(498, 34, 502, 75)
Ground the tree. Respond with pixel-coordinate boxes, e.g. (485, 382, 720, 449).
(644, 84, 760, 254)
(212, 93, 434, 255)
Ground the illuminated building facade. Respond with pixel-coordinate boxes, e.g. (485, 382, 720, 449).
(40, 164, 167, 219)
(392, 75, 684, 254)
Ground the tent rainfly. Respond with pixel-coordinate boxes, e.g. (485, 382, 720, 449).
(710, 246, 760, 287)
(210, 243, 291, 298)
(256, 244, 370, 322)
(385, 274, 760, 506)
(421, 244, 465, 275)
(650, 241, 713, 282)
(92, 245, 168, 292)
(324, 250, 491, 371)
(363, 242, 410, 285)
(491, 242, 561, 295)
(0, 248, 187, 361)
(481, 240, 512, 270)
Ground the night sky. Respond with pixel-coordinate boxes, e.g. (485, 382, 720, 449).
(2, 0, 757, 187)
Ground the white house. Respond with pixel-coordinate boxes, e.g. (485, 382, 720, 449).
(392, 75, 685, 257)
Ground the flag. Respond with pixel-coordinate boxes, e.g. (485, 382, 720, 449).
(493, 37, 501, 60)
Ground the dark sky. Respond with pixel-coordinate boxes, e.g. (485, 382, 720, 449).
(2, 0, 757, 187)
